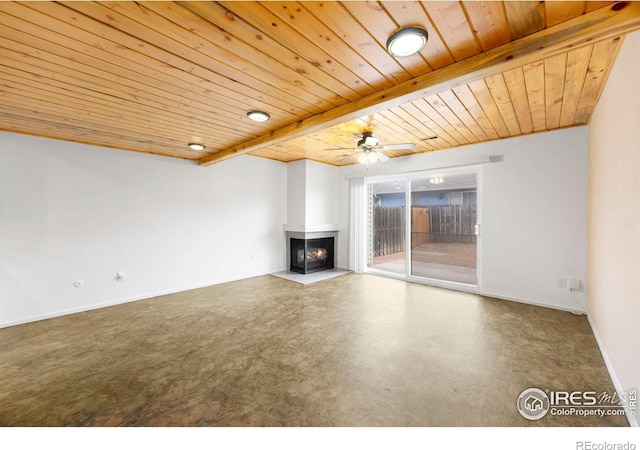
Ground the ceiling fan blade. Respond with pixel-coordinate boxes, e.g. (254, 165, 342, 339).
(338, 153, 358, 162)
(323, 147, 356, 151)
(375, 150, 390, 162)
(379, 143, 416, 151)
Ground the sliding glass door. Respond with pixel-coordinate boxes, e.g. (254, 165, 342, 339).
(366, 178, 406, 275)
(366, 169, 480, 288)
(409, 172, 478, 285)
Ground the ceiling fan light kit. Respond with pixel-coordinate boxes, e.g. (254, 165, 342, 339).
(358, 134, 379, 148)
(357, 151, 379, 165)
(323, 130, 415, 165)
(386, 27, 429, 58)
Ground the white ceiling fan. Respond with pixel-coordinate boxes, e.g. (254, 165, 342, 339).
(323, 131, 416, 165)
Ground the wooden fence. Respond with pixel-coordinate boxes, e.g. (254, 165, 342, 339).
(372, 206, 405, 257)
(412, 206, 430, 247)
(426, 204, 477, 244)
(373, 205, 476, 256)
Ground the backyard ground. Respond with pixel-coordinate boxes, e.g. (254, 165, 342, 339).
(369, 242, 477, 285)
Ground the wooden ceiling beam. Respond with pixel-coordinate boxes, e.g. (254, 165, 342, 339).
(198, 2, 640, 166)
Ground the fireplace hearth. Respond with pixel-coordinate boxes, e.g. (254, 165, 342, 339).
(290, 237, 334, 274)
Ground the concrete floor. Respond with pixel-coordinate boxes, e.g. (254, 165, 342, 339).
(0, 274, 628, 426)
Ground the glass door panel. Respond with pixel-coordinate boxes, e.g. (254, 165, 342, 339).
(410, 172, 478, 285)
(366, 179, 406, 275)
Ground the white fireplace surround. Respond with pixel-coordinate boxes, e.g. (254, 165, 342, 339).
(284, 224, 340, 273)
(284, 160, 342, 272)
(282, 223, 341, 233)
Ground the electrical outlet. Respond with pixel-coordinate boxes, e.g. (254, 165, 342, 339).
(116, 272, 126, 282)
(570, 278, 581, 291)
(557, 278, 567, 288)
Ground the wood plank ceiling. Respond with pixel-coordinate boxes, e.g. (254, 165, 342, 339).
(0, 1, 637, 166)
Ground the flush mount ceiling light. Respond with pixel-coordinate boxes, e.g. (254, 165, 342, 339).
(247, 111, 270, 122)
(188, 143, 205, 151)
(386, 27, 429, 58)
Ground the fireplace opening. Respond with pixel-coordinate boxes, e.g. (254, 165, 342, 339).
(290, 237, 334, 274)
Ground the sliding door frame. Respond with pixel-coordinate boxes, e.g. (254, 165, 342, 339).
(364, 165, 483, 294)
(363, 173, 409, 281)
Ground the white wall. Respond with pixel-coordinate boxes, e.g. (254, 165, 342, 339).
(303, 160, 340, 227)
(0, 132, 287, 327)
(286, 160, 340, 230)
(286, 160, 306, 228)
(338, 127, 589, 312)
(588, 30, 640, 426)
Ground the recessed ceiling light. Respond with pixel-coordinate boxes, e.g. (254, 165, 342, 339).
(188, 143, 205, 151)
(247, 111, 270, 122)
(386, 27, 429, 58)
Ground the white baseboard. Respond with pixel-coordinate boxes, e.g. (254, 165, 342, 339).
(361, 271, 587, 314)
(480, 290, 587, 315)
(588, 314, 638, 427)
(0, 270, 278, 329)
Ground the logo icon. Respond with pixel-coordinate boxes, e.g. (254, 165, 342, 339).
(517, 388, 550, 420)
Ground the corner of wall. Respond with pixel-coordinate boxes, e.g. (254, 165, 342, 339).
(587, 30, 640, 427)
(587, 314, 639, 427)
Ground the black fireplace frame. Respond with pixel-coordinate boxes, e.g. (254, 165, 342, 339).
(290, 237, 335, 274)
